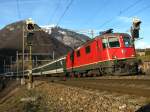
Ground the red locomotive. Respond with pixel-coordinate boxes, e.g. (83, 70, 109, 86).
(66, 30, 138, 76)
(65, 18, 141, 76)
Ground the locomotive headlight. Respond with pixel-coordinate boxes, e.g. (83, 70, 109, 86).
(112, 56, 117, 59)
(131, 54, 135, 57)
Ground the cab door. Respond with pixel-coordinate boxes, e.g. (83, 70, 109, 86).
(96, 39, 102, 61)
(101, 38, 110, 61)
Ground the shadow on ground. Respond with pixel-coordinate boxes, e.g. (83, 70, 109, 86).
(136, 103, 150, 112)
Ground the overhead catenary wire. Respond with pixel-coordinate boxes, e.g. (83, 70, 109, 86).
(86, 0, 110, 27)
(111, 4, 150, 31)
(16, 0, 21, 19)
(99, 0, 142, 28)
(128, 4, 150, 17)
(119, 0, 142, 15)
(56, 0, 74, 26)
(48, 0, 61, 24)
(1, 0, 40, 4)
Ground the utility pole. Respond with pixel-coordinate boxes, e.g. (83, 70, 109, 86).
(16, 51, 19, 80)
(20, 24, 26, 85)
(3, 60, 5, 73)
(53, 51, 55, 60)
(22, 25, 25, 79)
(91, 30, 94, 38)
(28, 45, 32, 88)
(10, 56, 12, 73)
(35, 56, 38, 67)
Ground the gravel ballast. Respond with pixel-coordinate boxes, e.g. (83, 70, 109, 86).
(0, 81, 149, 112)
(35, 81, 149, 112)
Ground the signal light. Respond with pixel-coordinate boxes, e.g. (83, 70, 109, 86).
(27, 23, 34, 31)
(132, 18, 141, 30)
(26, 18, 35, 31)
(131, 18, 141, 39)
(25, 18, 35, 46)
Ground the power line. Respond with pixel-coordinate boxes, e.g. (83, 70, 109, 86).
(119, 0, 142, 15)
(48, 0, 61, 24)
(111, 4, 150, 30)
(86, 0, 109, 27)
(99, 17, 114, 28)
(56, 0, 74, 26)
(128, 4, 150, 17)
(1, 0, 40, 4)
(16, 0, 21, 19)
(99, 0, 142, 28)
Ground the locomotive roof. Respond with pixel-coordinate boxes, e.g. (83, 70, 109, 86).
(96, 33, 131, 38)
(72, 33, 131, 52)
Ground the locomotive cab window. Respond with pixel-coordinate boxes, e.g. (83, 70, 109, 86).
(76, 50, 80, 57)
(85, 46, 91, 54)
(108, 37, 120, 47)
(102, 38, 108, 48)
(123, 37, 133, 47)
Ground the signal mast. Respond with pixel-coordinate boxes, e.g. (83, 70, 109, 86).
(26, 18, 35, 89)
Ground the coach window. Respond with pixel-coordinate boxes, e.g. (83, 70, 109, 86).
(85, 46, 91, 54)
(76, 50, 80, 57)
(108, 37, 120, 47)
(102, 38, 108, 48)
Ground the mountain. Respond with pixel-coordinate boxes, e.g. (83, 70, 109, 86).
(0, 21, 71, 55)
(0, 21, 71, 73)
(41, 26, 91, 49)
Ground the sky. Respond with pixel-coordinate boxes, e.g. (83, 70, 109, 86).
(0, 0, 150, 48)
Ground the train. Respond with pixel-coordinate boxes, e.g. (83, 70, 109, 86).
(4, 30, 139, 78)
(2, 18, 142, 77)
(33, 31, 138, 77)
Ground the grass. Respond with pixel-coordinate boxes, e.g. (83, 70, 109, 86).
(137, 55, 150, 61)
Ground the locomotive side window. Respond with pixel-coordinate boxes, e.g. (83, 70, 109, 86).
(76, 50, 80, 57)
(123, 37, 132, 47)
(102, 38, 108, 48)
(108, 37, 120, 47)
(70, 51, 74, 61)
(85, 46, 91, 54)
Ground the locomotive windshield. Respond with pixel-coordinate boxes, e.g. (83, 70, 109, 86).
(108, 37, 120, 47)
(102, 37, 120, 48)
(123, 37, 133, 47)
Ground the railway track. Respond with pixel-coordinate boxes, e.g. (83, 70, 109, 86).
(53, 78, 150, 97)
(31, 75, 150, 97)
